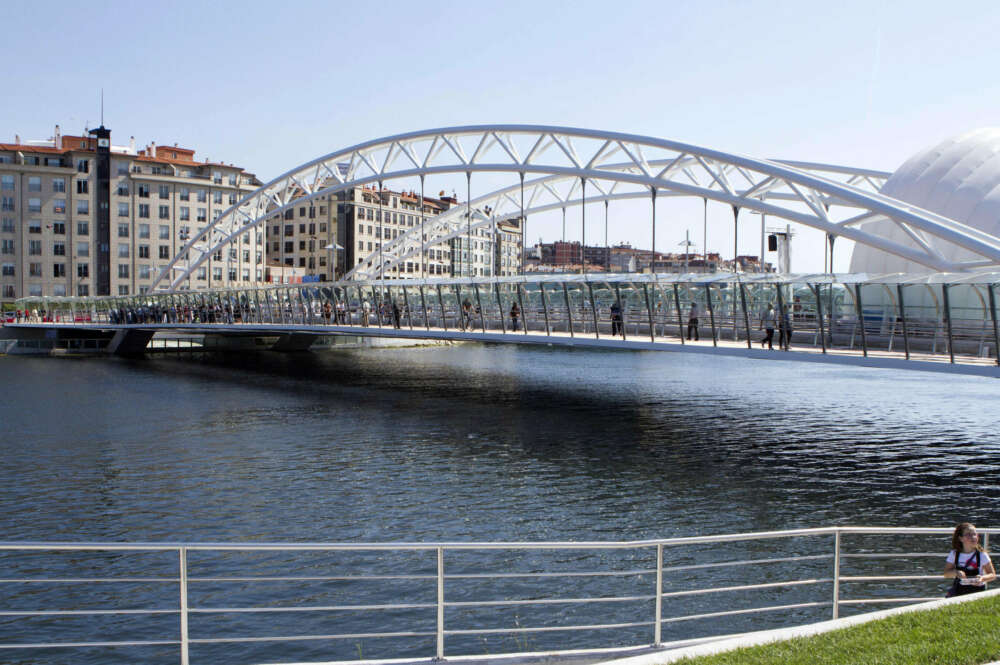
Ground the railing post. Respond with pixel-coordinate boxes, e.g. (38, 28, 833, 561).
(654, 543, 663, 646)
(989, 284, 1000, 366)
(738, 282, 752, 349)
(942, 283, 955, 363)
(643, 283, 655, 342)
(854, 284, 868, 357)
(704, 284, 717, 347)
(615, 284, 627, 340)
(562, 282, 574, 338)
(673, 284, 685, 344)
(539, 282, 551, 335)
(179, 547, 189, 665)
(436, 547, 445, 660)
(897, 284, 910, 360)
(516, 284, 528, 335)
(832, 531, 841, 620)
(587, 282, 599, 339)
(813, 283, 827, 354)
(494, 283, 506, 334)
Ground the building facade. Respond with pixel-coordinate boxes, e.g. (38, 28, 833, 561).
(0, 125, 262, 304)
(266, 184, 523, 281)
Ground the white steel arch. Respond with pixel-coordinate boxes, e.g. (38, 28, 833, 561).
(152, 125, 1000, 290)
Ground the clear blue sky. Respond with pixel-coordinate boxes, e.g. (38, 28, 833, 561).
(4, 0, 998, 272)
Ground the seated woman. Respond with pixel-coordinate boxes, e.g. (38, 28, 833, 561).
(944, 522, 996, 596)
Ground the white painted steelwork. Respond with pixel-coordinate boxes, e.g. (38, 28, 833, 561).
(150, 126, 1000, 291)
(344, 159, 891, 281)
(0, 527, 989, 664)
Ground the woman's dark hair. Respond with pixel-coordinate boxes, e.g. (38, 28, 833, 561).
(952, 522, 986, 553)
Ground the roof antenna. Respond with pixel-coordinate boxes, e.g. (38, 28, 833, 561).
(100, 88, 104, 126)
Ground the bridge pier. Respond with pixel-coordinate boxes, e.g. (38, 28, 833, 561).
(270, 333, 317, 352)
(106, 329, 156, 356)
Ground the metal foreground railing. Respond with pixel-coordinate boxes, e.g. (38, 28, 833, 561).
(0, 527, 990, 664)
(10, 272, 1000, 367)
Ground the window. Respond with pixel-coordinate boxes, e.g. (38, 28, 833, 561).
(138, 224, 150, 239)
(298, 240, 305, 250)
(212, 267, 222, 281)
(1, 218, 13, 233)
(196, 208, 206, 222)
(76, 159, 89, 173)
(159, 225, 170, 240)
(158, 184, 169, 199)
(117, 183, 129, 196)
(116, 161, 128, 176)
(138, 204, 149, 218)
(53, 263, 66, 278)
(77, 284, 89, 296)
(52, 222, 65, 235)
(53, 242, 65, 256)
(28, 220, 41, 234)
(197, 267, 206, 280)
(53, 198, 66, 214)
(229, 193, 236, 205)
(213, 171, 222, 184)
(118, 223, 129, 238)
(29, 198, 41, 212)
(138, 184, 149, 198)
(139, 265, 150, 280)
(118, 202, 129, 217)
(284, 225, 294, 237)
(1, 240, 14, 254)
(159, 205, 169, 219)
(228, 174, 237, 186)
(29, 262, 42, 276)
(118, 243, 129, 258)
(284, 241, 293, 253)
(1, 196, 13, 211)
(138, 245, 150, 259)
(77, 200, 89, 215)
(118, 264, 129, 278)
(159, 246, 170, 259)
(28, 176, 41, 192)
(0, 175, 13, 191)
(52, 178, 66, 193)
(76, 179, 88, 194)
(77, 242, 89, 257)
(29, 284, 42, 296)
(1, 263, 13, 276)
(243, 250, 250, 262)
(118, 285, 129, 295)
(179, 187, 190, 201)
(197, 189, 206, 202)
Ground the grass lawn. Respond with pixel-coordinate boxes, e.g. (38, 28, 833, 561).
(675, 594, 1000, 665)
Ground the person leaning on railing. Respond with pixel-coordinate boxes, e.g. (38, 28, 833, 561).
(944, 522, 996, 597)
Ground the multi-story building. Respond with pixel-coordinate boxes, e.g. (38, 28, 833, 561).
(0, 125, 262, 304)
(267, 184, 522, 281)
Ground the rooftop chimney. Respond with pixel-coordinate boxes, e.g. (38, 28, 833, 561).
(129, 136, 136, 155)
(54, 125, 62, 150)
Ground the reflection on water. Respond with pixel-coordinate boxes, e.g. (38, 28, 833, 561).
(1, 346, 998, 663)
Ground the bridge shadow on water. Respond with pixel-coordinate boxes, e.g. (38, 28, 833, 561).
(124, 344, 1000, 536)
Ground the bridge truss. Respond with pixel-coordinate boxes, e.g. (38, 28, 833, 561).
(153, 126, 1000, 291)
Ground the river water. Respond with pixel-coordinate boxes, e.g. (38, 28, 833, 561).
(1, 345, 998, 664)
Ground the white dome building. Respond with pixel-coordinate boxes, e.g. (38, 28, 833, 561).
(849, 128, 1000, 274)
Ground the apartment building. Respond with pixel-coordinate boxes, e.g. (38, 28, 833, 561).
(267, 184, 522, 281)
(0, 124, 262, 304)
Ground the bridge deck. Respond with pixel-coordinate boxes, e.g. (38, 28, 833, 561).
(7, 320, 999, 378)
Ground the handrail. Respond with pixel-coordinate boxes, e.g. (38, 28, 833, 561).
(0, 526, 992, 663)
